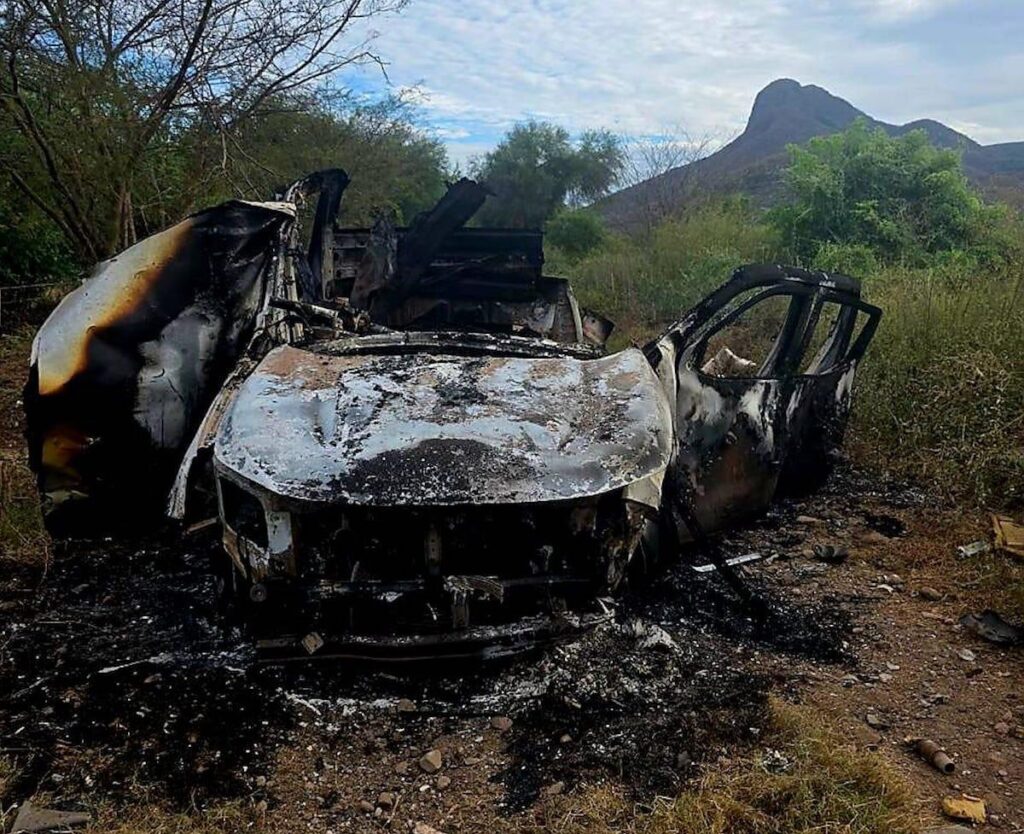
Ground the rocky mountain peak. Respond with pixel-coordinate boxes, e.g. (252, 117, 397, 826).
(745, 78, 866, 136)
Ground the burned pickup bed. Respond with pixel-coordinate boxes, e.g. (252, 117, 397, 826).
(25, 170, 880, 659)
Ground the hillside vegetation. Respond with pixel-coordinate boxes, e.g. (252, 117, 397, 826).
(553, 124, 1024, 509)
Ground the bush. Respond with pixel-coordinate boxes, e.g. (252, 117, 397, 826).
(0, 198, 76, 287)
(545, 209, 607, 261)
(811, 242, 878, 276)
(771, 119, 990, 267)
(852, 263, 1024, 508)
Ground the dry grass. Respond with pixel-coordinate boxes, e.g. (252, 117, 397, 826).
(1, 752, 254, 834)
(81, 803, 258, 834)
(553, 200, 780, 350)
(508, 701, 919, 834)
(851, 267, 1024, 510)
(0, 327, 49, 571)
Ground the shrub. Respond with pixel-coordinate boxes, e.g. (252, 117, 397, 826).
(770, 119, 989, 266)
(0, 198, 76, 288)
(545, 209, 607, 261)
(812, 242, 878, 276)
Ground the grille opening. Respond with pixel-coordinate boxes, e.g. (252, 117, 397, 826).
(220, 479, 267, 547)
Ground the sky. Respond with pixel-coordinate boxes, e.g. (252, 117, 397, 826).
(344, 0, 1024, 168)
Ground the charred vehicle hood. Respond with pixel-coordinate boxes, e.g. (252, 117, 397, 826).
(212, 343, 673, 507)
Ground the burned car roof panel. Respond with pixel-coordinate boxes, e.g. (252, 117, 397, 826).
(213, 343, 673, 508)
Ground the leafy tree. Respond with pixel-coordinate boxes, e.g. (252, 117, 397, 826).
(472, 122, 623, 227)
(211, 97, 449, 224)
(0, 196, 75, 287)
(1, 0, 407, 260)
(771, 119, 987, 265)
(545, 209, 607, 261)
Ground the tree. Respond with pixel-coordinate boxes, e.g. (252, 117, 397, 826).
(617, 127, 715, 232)
(770, 119, 986, 265)
(0, 0, 407, 260)
(471, 122, 623, 228)
(214, 96, 449, 224)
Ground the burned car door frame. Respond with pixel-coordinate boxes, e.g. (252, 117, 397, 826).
(646, 264, 880, 546)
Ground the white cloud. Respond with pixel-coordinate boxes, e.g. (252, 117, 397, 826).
(345, 0, 1023, 159)
(851, 0, 958, 21)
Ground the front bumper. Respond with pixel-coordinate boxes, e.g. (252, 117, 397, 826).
(215, 476, 650, 659)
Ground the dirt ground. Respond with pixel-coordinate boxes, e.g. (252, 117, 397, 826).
(2, 327, 1023, 833)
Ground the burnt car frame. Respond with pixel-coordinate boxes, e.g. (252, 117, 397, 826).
(26, 170, 880, 659)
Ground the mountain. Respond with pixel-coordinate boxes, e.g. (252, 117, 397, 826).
(599, 79, 1024, 228)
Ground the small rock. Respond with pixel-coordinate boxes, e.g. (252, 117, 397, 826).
(918, 586, 942, 601)
(881, 573, 903, 585)
(981, 793, 1007, 817)
(559, 733, 573, 744)
(813, 544, 848, 565)
(840, 674, 860, 687)
(956, 648, 976, 662)
(997, 769, 1008, 778)
(865, 712, 890, 730)
(419, 749, 443, 773)
(542, 781, 565, 797)
(994, 722, 1011, 735)
(796, 515, 824, 525)
(436, 775, 451, 789)
(878, 673, 893, 683)
(254, 775, 267, 787)
(358, 800, 374, 814)
(377, 792, 395, 810)
(635, 621, 677, 651)
(413, 823, 446, 834)
(10, 801, 90, 833)
(396, 698, 417, 713)
(490, 716, 513, 732)
(886, 662, 900, 671)
(395, 761, 411, 775)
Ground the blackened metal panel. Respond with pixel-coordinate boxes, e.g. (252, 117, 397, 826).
(648, 264, 880, 537)
(25, 200, 294, 533)
(213, 344, 673, 508)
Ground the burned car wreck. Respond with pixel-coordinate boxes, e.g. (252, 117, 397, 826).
(25, 171, 880, 659)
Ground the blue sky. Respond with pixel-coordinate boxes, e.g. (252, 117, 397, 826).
(344, 0, 1024, 167)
